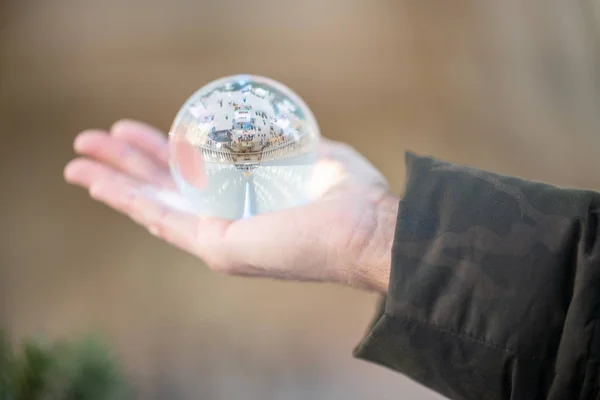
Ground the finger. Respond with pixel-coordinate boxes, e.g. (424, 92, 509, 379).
(110, 119, 208, 189)
(169, 137, 208, 189)
(90, 178, 192, 250)
(110, 119, 170, 166)
(65, 157, 229, 260)
(319, 136, 338, 146)
(317, 137, 375, 172)
(63, 157, 165, 193)
(73, 130, 173, 189)
(319, 136, 347, 159)
(86, 171, 231, 260)
(64, 157, 122, 189)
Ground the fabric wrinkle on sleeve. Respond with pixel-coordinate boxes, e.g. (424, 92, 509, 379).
(354, 152, 600, 400)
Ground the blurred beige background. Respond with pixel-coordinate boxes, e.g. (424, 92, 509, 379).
(1, 0, 600, 399)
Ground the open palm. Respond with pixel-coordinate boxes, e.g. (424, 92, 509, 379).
(64, 120, 398, 293)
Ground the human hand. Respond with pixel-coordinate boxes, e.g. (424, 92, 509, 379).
(64, 120, 399, 294)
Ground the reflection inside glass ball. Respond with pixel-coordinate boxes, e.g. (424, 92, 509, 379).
(168, 75, 320, 220)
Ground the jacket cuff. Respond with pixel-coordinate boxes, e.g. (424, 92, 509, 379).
(353, 152, 533, 399)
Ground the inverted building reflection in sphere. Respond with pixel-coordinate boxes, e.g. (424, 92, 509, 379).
(168, 75, 321, 220)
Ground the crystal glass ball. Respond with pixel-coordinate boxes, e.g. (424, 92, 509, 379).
(168, 75, 321, 220)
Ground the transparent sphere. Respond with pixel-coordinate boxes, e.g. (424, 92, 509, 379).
(168, 75, 321, 220)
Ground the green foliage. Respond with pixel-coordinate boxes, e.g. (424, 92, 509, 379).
(0, 331, 132, 400)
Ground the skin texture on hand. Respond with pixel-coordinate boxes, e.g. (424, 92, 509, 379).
(64, 120, 399, 294)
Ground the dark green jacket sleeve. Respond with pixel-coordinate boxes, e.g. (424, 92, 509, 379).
(354, 153, 600, 400)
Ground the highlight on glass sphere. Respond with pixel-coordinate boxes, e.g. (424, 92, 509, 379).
(168, 74, 321, 220)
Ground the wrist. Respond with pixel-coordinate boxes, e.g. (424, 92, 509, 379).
(350, 191, 399, 295)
